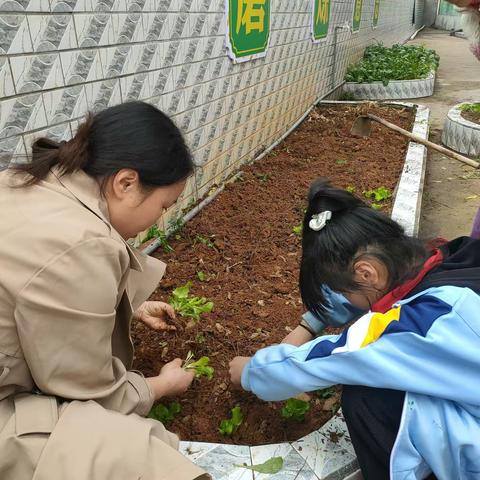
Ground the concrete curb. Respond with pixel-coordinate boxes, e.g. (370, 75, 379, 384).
(343, 73, 435, 101)
(442, 103, 480, 158)
(175, 101, 430, 480)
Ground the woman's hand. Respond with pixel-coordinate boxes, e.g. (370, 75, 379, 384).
(147, 359, 194, 400)
(135, 301, 176, 331)
(229, 356, 251, 388)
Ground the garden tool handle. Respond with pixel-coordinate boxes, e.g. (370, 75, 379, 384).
(366, 114, 480, 169)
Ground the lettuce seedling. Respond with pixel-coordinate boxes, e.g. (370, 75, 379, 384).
(292, 223, 303, 236)
(148, 401, 181, 425)
(364, 186, 392, 202)
(219, 406, 243, 436)
(281, 398, 310, 422)
(183, 351, 214, 380)
(143, 225, 173, 253)
(168, 282, 214, 323)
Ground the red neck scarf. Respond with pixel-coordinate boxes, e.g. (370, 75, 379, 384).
(371, 248, 444, 313)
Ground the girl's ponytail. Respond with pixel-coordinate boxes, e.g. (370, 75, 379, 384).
(15, 115, 92, 186)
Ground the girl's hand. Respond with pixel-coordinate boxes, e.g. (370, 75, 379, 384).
(147, 359, 194, 400)
(229, 356, 251, 388)
(135, 301, 176, 331)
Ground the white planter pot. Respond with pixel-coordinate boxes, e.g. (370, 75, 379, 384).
(343, 72, 436, 101)
(442, 103, 480, 157)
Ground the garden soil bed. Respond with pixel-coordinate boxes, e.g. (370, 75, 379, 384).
(461, 110, 480, 125)
(132, 103, 415, 445)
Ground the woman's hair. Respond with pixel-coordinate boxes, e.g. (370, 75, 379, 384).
(300, 178, 429, 320)
(14, 101, 194, 188)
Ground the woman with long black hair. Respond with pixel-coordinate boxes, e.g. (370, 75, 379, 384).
(0, 101, 209, 480)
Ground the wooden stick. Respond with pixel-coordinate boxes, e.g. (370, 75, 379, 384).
(366, 113, 480, 169)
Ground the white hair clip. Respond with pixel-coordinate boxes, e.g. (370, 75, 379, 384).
(309, 211, 332, 231)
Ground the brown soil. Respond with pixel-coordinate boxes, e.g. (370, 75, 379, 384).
(132, 104, 415, 445)
(461, 110, 480, 125)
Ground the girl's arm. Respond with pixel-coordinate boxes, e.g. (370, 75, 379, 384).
(282, 287, 365, 346)
(237, 291, 480, 405)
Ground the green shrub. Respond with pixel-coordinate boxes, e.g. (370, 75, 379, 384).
(345, 44, 440, 86)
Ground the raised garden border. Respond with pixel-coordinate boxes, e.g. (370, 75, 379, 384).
(342, 72, 435, 101)
(143, 101, 430, 480)
(442, 103, 480, 158)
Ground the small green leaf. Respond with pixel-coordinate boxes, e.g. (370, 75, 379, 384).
(335, 159, 348, 165)
(197, 271, 206, 281)
(238, 457, 284, 474)
(292, 223, 303, 236)
(346, 186, 355, 193)
(317, 387, 336, 399)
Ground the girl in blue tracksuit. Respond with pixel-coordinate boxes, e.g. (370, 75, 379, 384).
(229, 178, 480, 480)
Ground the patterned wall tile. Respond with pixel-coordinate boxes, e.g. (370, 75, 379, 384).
(10, 52, 64, 93)
(0, 57, 16, 97)
(0, 14, 33, 54)
(28, 13, 77, 52)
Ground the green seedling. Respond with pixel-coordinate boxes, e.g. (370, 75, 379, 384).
(168, 282, 214, 323)
(194, 234, 217, 250)
(168, 218, 184, 240)
(335, 159, 348, 166)
(143, 225, 173, 253)
(281, 398, 311, 422)
(196, 271, 207, 281)
(255, 173, 270, 183)
(346, 185, 356, 193)
(364, 186, 392, 202)
(183, 351, 214, 380)
(371, 203, 384, 210)
(219, 406, 243, 436)
(148, 402, 181, 425)
(292, 223, 303, 236)
(317, 387, 336, 399)
(237, 457, 284, 474)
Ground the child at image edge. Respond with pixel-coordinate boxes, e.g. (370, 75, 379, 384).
(229, 178, 480, 480)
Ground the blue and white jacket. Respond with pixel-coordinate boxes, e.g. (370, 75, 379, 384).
(241, 237, 480, 480)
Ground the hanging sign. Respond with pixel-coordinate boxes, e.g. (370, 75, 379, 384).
(225, 0, 271, 63)
(352, 0, 363, 32)
(312, 0, 331, 42)
(373, 0, 380, 27)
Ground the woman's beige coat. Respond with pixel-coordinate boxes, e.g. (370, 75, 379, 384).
(0, 168, 209, 480)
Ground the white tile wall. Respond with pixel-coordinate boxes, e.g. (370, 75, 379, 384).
(1, 0, 419, 227)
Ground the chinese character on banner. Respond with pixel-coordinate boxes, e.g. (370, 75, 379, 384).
(312, 0, 331, 42)
(373, 0, 380, 27)
(352, 0, 363, 32)
(225, 0, 271, 63)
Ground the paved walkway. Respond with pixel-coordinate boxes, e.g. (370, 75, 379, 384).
(408, 28, 480, 239)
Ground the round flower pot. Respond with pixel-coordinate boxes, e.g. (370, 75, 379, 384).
(442, 103, 480, 157)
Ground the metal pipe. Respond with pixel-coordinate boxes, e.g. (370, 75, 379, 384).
(332, 22, 352, 90)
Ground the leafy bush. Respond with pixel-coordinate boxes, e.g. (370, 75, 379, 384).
(281, 398, 310, 422)
(345, 44, 440, 86)
(460, 103, 480, 114)
(219, 406, 243, 436)
(168, 282, 214, 323)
